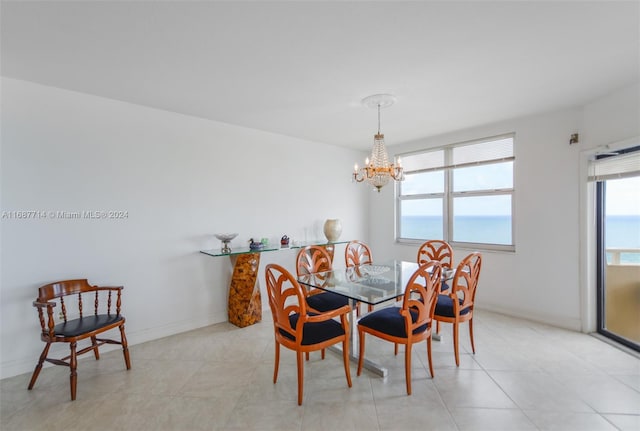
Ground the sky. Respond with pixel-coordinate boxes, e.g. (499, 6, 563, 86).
(606, 177, 640, 216)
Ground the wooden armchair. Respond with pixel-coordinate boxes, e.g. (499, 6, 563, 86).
(28, 279, 131, 400)
(265, 264, 352, 405)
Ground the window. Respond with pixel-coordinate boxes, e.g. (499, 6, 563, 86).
(397, 134, 515, 251)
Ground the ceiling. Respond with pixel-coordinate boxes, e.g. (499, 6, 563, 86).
(2, 1, 638, 150)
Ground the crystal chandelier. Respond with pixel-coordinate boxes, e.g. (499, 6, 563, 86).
(352, 94, 405, 192)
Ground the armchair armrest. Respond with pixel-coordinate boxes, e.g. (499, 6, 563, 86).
(33, 300, 56, 308)
(92, 286, 124, 291)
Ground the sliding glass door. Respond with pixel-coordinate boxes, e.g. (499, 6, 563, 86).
(595, 147, 640, 351)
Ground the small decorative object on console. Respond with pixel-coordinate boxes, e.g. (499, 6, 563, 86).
(215, 233, 238, 253)
(323, 219, 342, 242)
(280, 235, 290, 247)
(249, 238, 265, 251)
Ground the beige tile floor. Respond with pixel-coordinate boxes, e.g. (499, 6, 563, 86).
(1, 309, 639, 431)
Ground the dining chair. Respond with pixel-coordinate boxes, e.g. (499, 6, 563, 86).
(265, 263, 352, 405)
(296, 245, 350, 314)
(417, 240, 453, 274)
(296, 245, 351, 360)
(28, 279, 131, 400)
(417, 239, 454, 334)
(345, 240, 374, 314)
(356, 261, 442, 395)
(433, 252, 482, 366)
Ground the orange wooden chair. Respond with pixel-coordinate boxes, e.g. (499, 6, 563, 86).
(296, 245, 350, 314)
(357, 261, 442, 395)
(265, 264, 352, 405)
(296, 245, 351, 360)
(28, 279, 131, 400)
(433, 252, 482, 366)
(417, 240, 453, 274)
(417, 240, 454, 334)
(345, 240, 374, 314)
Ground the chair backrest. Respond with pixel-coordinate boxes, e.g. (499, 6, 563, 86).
(401, 261, 442, 334)
(295, 245, 332, 276)
(451, 252, 482, 311)
(345, 240, 373, 267)
(36, 279, 122, 321)
(417, 240, 453, 269)
(265, 264, 309, 343)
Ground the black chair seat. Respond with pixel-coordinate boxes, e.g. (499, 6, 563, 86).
(434, 295, 470, 318)
(306, 291, 350, 312)
(54, 314, 124, 337)
(358, 306, 427, 338)
(279, 313, 345, 345)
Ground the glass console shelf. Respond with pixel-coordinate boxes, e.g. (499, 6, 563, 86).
(200, 240, 349, 257)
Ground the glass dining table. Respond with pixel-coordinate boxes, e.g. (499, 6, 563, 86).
(297, 260, 454, 377)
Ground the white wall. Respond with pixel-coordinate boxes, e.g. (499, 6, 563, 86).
(369, 108, 585, 330)
(369, 82, 639, 333)
(0, 78, 369, 378)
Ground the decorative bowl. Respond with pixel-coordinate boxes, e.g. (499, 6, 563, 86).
(214, 233, 238, 241)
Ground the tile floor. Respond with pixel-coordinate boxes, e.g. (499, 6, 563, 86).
(1, 309, 639, 431)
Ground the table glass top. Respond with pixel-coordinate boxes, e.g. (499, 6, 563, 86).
(298, 260, 422, 306)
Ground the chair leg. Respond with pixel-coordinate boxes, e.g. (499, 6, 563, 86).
(426, 336, 434, 378)
(70, 342, 78, 401)
(453, 322, 460, 367)
(321, 349, 325, 360)
(273, 342, 280, 383)
(296, 351, 304, 406)
(356, 329, 366, 376)
(469, 318, 476, 354)
(119, 325, 131, 369)
(91, 336, 100, 360)
(28, 342, 51, 390)
(342, 339, 352, 388)
(368, 304, 374, 312)
(436, 320, 441, 334)
(405, 343, 412, 395)
(305, 352, 310, 361)
(394, 343, 399, 356)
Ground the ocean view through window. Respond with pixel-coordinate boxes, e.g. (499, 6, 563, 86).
(397, 135, 514, 250)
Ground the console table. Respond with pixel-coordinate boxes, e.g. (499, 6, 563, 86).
(200, 241, 348, 328)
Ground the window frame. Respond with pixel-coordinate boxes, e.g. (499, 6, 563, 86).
(396, 133, 516, 252)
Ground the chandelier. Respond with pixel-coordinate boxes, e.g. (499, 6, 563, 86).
(352, 94, 405, 192)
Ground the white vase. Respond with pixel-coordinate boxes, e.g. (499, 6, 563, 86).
(323, 219, 342, 242)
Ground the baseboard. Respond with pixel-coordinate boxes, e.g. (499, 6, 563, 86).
(477, 304, 583, 332)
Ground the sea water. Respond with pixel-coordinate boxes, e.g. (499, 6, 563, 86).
(400, 215, 640, 264)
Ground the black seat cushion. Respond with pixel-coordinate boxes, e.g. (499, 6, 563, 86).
(306, 291, 350, 312)
(358, 306, 427, 338)
(54, 314, 124, 337)
(279, 313, 345, 345)
(434, 294, 471, 318)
